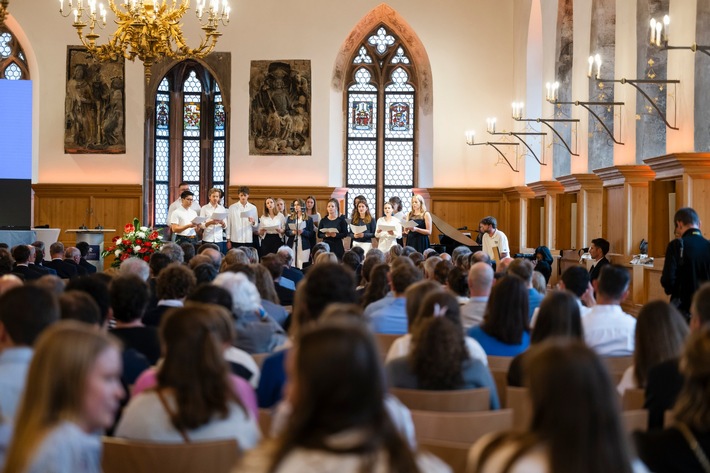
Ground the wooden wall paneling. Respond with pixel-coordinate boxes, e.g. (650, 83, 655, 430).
(557, 174, 603, 250)
(502, 187, 535, 253)
(603, 186, 624, 256)
(555, 193, 576, 250)
(647, 180, 675, 257)
(526, 198, 543, 250)
(426, 189, 507, 248)
(527, 181, 565, 250)
(629, 183, 650, 256)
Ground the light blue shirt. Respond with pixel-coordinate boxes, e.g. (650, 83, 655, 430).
(364, 292, 395, 319)
(370, 297, 408, 335)
(528, 287, 543, 320)
(26, 421, 102, 473)
(0, 346, 33, 420)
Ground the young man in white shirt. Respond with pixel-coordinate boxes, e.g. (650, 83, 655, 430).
(200, 187, 228, 254)
(167, 182, 200, 238)
(479, 216, 510, 261)
(227, 186, 259, 249)
(170, 190, 199, 245)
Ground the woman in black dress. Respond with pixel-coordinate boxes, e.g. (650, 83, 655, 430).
(317, 198, 348, 260)
(258, 196, 286, 257)
(403, 194, 432, 253)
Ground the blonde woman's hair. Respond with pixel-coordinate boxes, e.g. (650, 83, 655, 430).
(315, 252, 337, 265)
(409, 194, 427, 217)
(4, 321, 121, 473)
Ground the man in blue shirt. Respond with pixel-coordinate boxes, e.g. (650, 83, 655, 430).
(369, 257, 422, 334)
(508, 258, 543, 320)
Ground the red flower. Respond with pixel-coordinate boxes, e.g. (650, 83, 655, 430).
(120, 253, 130, 261)
(143, 255, 150, 262)
(124, 223, 135, 233)
(122, 238, 132, 246)
(112, 235, 121, 243)
(149, 231, 159, 240)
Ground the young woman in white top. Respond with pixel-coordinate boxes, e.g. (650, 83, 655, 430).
(4, 321, 124, 473)
(375, 201, 403, 253)
(258, 197, 286, 257)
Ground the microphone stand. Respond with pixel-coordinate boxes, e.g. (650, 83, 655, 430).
(294, 210, 301, 270)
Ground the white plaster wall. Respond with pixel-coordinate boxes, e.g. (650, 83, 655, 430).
(8, 0, 520, 189)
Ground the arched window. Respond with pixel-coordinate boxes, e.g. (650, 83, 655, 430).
(0, 26, 29, 80)
(149, 61, 228, 227)
(345, 25, 416, 216)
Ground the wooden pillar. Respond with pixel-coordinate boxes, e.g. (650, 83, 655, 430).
(527, 181, 565, 250)
(557, 174, 603, 250)
(502, 186, 535, 254)
(594, 165, 655, 257)
(645, 153, 710, 246)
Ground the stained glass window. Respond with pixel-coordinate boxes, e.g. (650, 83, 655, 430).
(0, 27, 29, 80)
(345, 25, 416, 217)
(151, 63, 228, 226)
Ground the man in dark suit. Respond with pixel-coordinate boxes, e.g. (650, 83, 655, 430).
(277, 246, 303, 287)
(26, 245, 55, 276)
(10, 245, 44, 281)
(661, 207, 710, 318)
(64, 247, 89, 277)
(588, 237, 610, 283)
(43, 242, 78, 279)
(75, 241, 98, 274)
(261, 254, 294, 306)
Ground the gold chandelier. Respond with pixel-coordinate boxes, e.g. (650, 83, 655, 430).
(59, 0, 230, 83)
(0, 0, 9, 28)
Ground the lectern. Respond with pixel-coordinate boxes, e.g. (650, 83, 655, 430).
(66, 229, 116, 272)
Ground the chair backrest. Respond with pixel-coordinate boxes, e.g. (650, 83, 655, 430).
(664, 410, 674, 428)
(251, 353, 270, 368)
(621, 388, 645, 411)
(390, 387, 490, 412)
(419, 438, 472, 473)
(602, 356, 633, 383)
(505, 386, 531, 431)
(487, 356, 514, 371)
(102, 437, 240, 473)
(411, 409, 514, 444)
(258, 408, 273, 438)
(375, 333, 400, 360)
(621, 409, 648, 433)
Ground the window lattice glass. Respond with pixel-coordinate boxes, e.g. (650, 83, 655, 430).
(152, 63, 228, 227)
(345, 25, 416, 216)
(346, 188, 378, 219)
(0, 28, 29, 80)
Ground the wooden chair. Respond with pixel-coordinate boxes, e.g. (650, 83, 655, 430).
(410, 409, 514, 444)
(419, 438, 471, 473)
(251, 352, 270, 369)
(664, 410, 674, 428)
(487, 356, 514, 372)
(375, 333, 401, 360)
(505, 386, 531, 431)
(390, 387, 490, 412)
(621, 388, 645, 411)
(258, 408, 273, 438)
(621, 409, 648, 432)
(487, 356, 513, 406)
(102, 437, 239, 473)
(602, 356, 633, 384)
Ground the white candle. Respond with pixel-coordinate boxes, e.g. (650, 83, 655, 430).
(73, 8, 78, 22)
(60, 0, 64, 13)
(465, 130, 475, 145)
(595, 54, 602, 79)
(663, 15, 670, 43)
(546, 83, 551, 101)
(650, 18, 656, 45)
(588, 56, 594, 78)
(656, 22, 662, 46)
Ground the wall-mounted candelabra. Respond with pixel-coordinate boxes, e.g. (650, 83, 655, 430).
(546, 62, 625, 145)
(515, 90, 580, 156)
(650, 15, 710, 57)
(482, 105, 548, 166)
(588, 53, 680, 130)
(465, 130, 521, 172)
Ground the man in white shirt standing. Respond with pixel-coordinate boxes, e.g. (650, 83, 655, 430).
(167, 182, 200, 239)
(200, 187, 228, 254)
(582, 264, 636, 357)
(170, 190, 199, 246)
(479, 216, 510, 261)
(227, 186, 259, 249)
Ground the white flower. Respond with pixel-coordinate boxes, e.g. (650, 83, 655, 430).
(134, 245, 142, 253)
(140, 226, 149, 232)
(115, 249, 122, 257)
(136, 232, 146, 239)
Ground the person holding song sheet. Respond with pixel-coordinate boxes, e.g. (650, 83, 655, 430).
(305, 195, 321, 249)
(258, 197, 286, 257)
(227, 186, 259, 249)
(171, 190, 200, 245)
(349, 200, 376, 252)
(318, 198, 348, 260)
(403, 194, 432, 253)
(199, 187, 228, 254)
(375, 201, 402, 253)
(285, 199, 314, 269)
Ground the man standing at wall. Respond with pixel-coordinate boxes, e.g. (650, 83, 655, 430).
(588, 237, 611, 283)
(661, 207, 710, 319)
(479, 216, 509, 261)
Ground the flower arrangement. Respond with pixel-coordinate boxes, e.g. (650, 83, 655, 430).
(102, 218, 164, 268)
